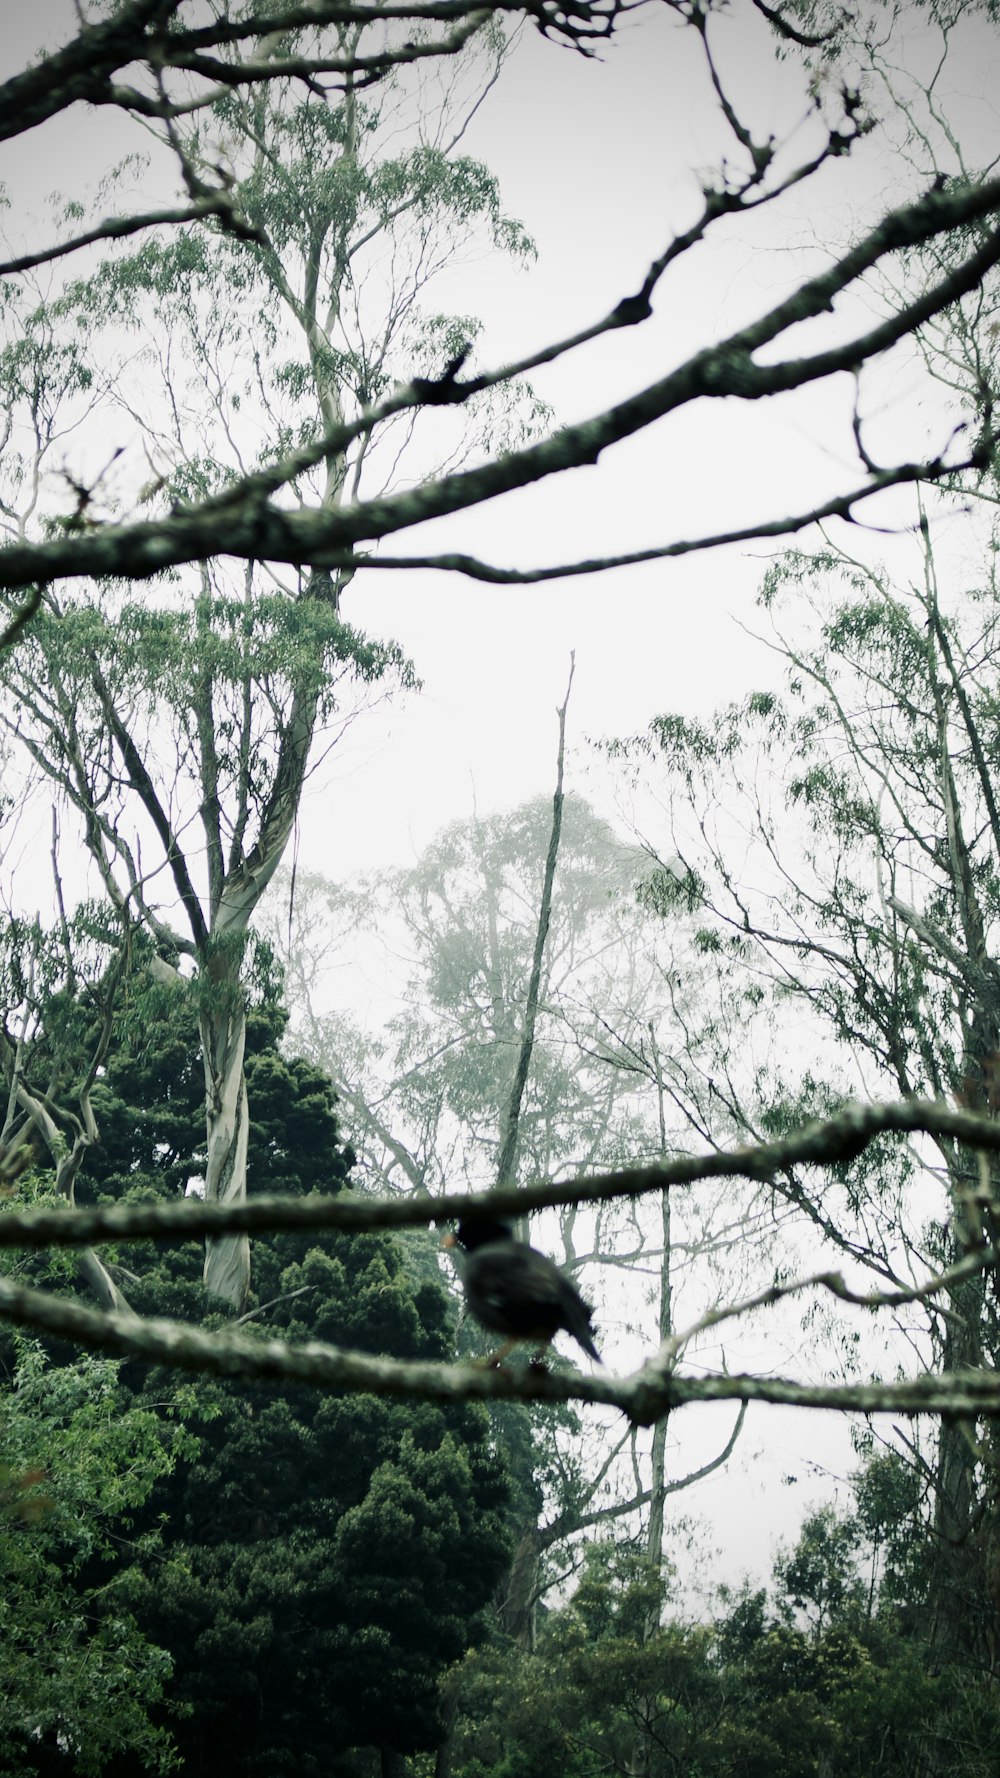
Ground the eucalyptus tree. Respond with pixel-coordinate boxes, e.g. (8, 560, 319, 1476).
(0, 905, 135, 1313)
(262, 789, 753, 1655)
(0, 28, 535, 1306)
(611, 515, 1000, 1662)
(598, 0, 1000, 1660)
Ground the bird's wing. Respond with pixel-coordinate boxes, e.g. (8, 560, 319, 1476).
(467, 1243, 566, 1333)
(467, 1242, 600, 1360)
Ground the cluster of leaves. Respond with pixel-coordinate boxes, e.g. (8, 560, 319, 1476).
(444, 1481, 1000, 1778)
(0, 943, 513, 1774)
(0, 1339, 186, 1776)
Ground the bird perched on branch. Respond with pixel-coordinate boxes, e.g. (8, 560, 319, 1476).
(444, 1216, 601, 1368)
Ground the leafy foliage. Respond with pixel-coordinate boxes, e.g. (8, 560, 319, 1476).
(0, 1340, 186, 1776)
(1, 936, 513, 1772)
(446, 1480, 1000, 1778)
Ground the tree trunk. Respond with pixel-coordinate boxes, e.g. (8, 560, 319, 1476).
(646, 1026, 673, 1612)
(494, 655, 573, 1192)
(928, 1255, 983, 1665)
(433, 1680, 459, 1778)
(498, 1523, 544, 1651)
(489, 662, 576, 1647)
(76, 1246, 131, 1314)
(200, 992, 250, 1308)
(631, 1036, 673, 1778)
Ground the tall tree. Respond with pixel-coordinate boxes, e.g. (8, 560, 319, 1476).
(2, 939, 513, 1775)
(614, 506, 1000, 1664)
(263, 781, 750, 1659)
(0, 26, 533, 1305)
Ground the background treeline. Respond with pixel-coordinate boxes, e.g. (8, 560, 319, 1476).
(2, 878, 998, 1777)
(2, 942, 511, 1775)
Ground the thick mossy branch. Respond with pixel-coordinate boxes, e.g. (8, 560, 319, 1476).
(2, 1094, 1000, 1250)
(0, 1271, 997, 1423)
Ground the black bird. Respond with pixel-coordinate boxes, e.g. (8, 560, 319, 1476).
(445, 1217, 601, 1367)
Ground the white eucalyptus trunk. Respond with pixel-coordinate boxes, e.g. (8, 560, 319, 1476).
(200, 996, 251, 1308)
(197, 679, 325, 1308)
(14, 1074, 132, 1315)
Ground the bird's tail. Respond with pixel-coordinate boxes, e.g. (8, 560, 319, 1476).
(569, 1299, 602, 1365)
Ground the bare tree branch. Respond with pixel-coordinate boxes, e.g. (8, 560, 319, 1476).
(495, 654, 574, 1187)
(3, 1093, 1000, 1249)
(0, 197, 266, 278)
(0, 0, 625, 146)
(0, 1270, 997, 1424)
(0, 586, 42, 653)
(360, 447, 995, 581)
(3, 175, 1000, 597)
